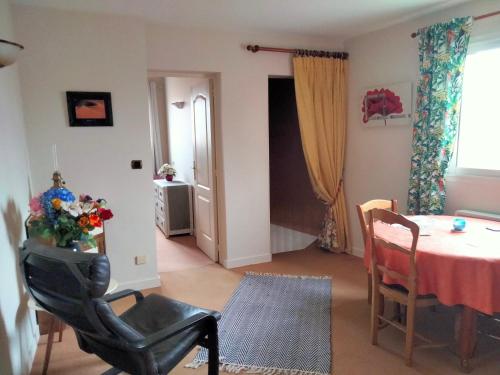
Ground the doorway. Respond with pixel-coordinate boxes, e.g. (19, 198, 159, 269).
(268, 77, 323, 253)
(148, 73, 219, 272)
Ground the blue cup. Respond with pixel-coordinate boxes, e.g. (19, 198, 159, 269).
(453, 218, 466, 231)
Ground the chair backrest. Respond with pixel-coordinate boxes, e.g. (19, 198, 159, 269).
(356, 199, 398, 246)
(20, 239, 112, 334)
(368, 208, 419, 293)
(21, 239, 157, 373)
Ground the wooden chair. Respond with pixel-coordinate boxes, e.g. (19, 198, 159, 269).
(356, 199, 398, 304)
(369, 208, 440, 366)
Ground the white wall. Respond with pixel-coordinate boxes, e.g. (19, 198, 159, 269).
(13, 5, 160, 290)
(0, 1, 39, 374)
(147, 25, 343, 267)
(148, 77, 169, 171)
(344, 0, 500, 257)
(165, 77, 207, 186)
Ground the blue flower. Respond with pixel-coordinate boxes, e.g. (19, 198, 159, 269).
(41, 187, 75, 222)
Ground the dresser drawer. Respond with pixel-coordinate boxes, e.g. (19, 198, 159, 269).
(157, 200, 166, 216)
(154, 199, 165, 213)
(155, 207, 165, 222)
(158, 187, 165, 201)
(153, 184, 159, 198)
(155, 212, 165, 231)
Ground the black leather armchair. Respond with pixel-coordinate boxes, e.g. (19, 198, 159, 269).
(20, 239, 221, 374)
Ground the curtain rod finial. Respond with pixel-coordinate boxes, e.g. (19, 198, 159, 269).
(246, 45, 260, 53)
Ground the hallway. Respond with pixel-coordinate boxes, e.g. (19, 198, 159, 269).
(155, 228, 213, 273)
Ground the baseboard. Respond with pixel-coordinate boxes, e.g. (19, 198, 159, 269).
(221, 253, 272, 269)
(116, 275, 161, 291)
(351, 245, 364, 259)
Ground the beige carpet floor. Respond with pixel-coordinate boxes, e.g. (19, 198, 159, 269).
(155, 228, 214, 273)
(31, 245, 500, 375)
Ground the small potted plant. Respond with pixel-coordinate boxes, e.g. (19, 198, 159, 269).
(158, 163, 176, 181)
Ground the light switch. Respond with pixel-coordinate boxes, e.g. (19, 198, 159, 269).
(131, 160, 142, 169)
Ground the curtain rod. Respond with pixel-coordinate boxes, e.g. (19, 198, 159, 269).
(410, 10, 500, 38)
(246, 45, 349, 59)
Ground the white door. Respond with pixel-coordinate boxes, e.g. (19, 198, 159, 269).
(192, 81, 218, 261)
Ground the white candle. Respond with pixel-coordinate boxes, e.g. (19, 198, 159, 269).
(52, 144, 59, 171)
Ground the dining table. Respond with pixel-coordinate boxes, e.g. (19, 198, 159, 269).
(364, 215, 500, 372)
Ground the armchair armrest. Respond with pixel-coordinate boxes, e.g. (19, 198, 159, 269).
(104, 289, 144, 303)
(130, 312, 217, 351)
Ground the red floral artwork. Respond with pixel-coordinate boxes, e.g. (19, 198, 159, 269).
(362, 88, 403, 123)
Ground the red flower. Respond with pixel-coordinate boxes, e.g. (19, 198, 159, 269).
(89, 214, 102, 227)
(438, 178, 445, 192)
(98, 208, 114, 221)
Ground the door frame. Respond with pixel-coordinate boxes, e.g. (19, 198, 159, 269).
(147, 70, 223, 264)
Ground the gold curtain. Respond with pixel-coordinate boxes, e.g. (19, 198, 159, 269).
(293, 56, 350, 253)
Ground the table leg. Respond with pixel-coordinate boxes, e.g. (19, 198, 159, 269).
(456, 306, 477, 373)
(42, 315, 56, 375)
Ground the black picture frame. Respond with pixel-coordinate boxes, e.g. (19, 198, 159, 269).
(66, 91, 113, 127)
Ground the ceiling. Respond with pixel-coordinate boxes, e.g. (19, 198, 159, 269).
(12, 0, 470, 39)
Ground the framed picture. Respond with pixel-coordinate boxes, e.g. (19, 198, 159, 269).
(361, 82, 413, 127)
(66, 91, 113, 127)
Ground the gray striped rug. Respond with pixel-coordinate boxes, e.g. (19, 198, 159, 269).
(186, 272, 332, 375)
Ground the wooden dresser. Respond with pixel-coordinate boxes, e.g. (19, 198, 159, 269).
(153, 180, 193, 237)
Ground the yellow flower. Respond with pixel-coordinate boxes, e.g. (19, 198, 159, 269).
(52, 198, 62, 210)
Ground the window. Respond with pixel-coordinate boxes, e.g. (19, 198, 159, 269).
(453, 41, 500, 174)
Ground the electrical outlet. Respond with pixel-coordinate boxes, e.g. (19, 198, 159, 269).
(135, 255, 146, 265)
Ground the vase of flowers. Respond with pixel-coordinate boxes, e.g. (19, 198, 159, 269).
(27, 171, 114, 249)
(158, 163, 176, 181)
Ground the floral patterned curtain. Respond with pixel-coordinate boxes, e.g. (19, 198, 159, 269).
(407, 17, 473, 214)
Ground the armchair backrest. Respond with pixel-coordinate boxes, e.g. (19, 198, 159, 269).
(20, 239, 111, 334)
(21, 240, 160, 374)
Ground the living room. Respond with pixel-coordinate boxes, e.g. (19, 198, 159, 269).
(2, 1, 500, 374)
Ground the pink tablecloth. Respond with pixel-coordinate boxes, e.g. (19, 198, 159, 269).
(364, 215, 500, 315)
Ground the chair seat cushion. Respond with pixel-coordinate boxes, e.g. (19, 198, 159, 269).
(120, 294, 221, 373)
(382, 283, 437, 299)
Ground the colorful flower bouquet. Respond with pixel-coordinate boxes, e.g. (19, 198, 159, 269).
(28, 174, 113, 248)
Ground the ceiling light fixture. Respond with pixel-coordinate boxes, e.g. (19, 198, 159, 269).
(171, 101, 185, 109)
(0, 38, 24, 68)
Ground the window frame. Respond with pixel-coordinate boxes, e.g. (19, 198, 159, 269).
(448, 36, 500, 178)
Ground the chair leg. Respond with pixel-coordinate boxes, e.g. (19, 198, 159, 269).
(375, 274, 384, 318)
(379, 295, 385, 322)
(207, 318, 219, 375)
(58, 321, 65, 342)
(405, 300, 416, 367)
(371, 290, 380, 346)
(42, 315, 56, 375)
(367, 273, 372, 305)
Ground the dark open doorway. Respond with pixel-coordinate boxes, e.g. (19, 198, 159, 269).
(268, 77, 323, 253)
